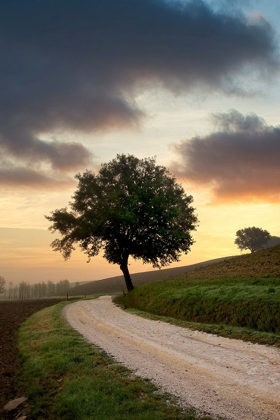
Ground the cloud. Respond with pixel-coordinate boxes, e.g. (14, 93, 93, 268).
(172, 110, 280, 202)
(0, 0, 278, 186)
(0, 164, 75, 189)
(0, 135, 93, 172)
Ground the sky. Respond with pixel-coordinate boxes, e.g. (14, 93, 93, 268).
(0, 0, 280, 285)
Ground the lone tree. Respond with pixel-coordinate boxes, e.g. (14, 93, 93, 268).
(46, 154, 198, 292)
(235, 227, 271, 253)
(0, 276, 5, 294)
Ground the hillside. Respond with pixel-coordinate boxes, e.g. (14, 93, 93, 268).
(119, 245, 280, 340)
(67, 255, 235, 296)
(177, 244, 280, 283)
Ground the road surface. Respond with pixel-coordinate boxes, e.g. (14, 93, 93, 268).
(65, 297, 280, 420)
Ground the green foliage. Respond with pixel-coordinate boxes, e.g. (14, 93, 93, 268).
(119, 246, 280, 340)
(235, 226, 271, 253)
(18, 302, 211, 420)
(46, 154, 198, 291)
(0, 276, 5, 294)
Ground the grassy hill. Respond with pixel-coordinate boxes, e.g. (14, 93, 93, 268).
(67, 255, 234, 296)
(118, 245, 280, 342)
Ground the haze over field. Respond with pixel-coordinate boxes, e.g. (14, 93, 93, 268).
(0, 0, 280, 284)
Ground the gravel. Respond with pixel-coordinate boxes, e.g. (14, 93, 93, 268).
(65, 296, 280, 420)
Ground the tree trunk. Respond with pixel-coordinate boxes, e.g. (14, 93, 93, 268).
(120, 262, 134, 292)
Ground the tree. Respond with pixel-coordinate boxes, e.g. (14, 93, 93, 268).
(19, 281, 31, 300)
(47, 280, 56, 296)
(46, 154, 198, 292)
(235, 227, 271, 253)
(265, 236, 280, 249)
(8, 281, 13, 300)
(0, 276, 5, 294)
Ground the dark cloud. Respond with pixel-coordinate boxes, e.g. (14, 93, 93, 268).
(0, 135, 93, 172)
(0, 0, 278, 186)
(172, 110, 280, 202)
(0, 164, 75, 189)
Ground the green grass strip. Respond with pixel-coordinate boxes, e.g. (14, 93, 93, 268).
(115, 300, 280, 348)
(118, 276, 280, 335)
(17, 301, 213, 420)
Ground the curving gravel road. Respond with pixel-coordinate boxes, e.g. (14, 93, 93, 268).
(65, 296, 280, 420)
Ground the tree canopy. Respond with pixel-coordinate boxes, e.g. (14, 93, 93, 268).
(234, 226, 271, 253)
(46, 154, 198, 291)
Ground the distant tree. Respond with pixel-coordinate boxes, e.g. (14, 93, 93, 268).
(33, 283, 39, 298)
(0, 276, 5, 294)
(19, 281, 28, 300)
(55, 279, 70, 295)
(14, 284, 19, 299)
(8, 281, 13, 300)
(46, 154, 198, 292)
(36, 282, 46, 297)
(235, 227, 271, 253)
(47, 280, 56, 296)
(61, 279, 70, 291)
(265, 236, 280, 249)
(75, 282, 80, 288)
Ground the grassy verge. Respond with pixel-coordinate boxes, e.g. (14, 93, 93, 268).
(115, 247, 280, 347)
(115, 303, 280, 347)
(17, 301, 212, 420)
(118, 278, 280, 335)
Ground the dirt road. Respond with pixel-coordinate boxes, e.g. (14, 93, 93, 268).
(65, 297, 280, 420)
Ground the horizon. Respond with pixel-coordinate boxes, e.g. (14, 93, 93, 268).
(0, 0, 279, 286)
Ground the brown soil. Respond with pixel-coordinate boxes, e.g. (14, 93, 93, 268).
(0, 298, 77, 420)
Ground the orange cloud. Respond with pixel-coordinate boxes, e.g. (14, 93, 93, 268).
(171, 110, 280, 203)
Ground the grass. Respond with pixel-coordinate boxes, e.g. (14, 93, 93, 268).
(116, 246, 280, 346)
(16, 247, 280, 417)
(17, 301, 212, 420)
(66, 256, 234, 296)
(116, 306, 280, 347)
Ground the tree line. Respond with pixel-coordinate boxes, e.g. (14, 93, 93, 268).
(3, 279, 72, 300)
